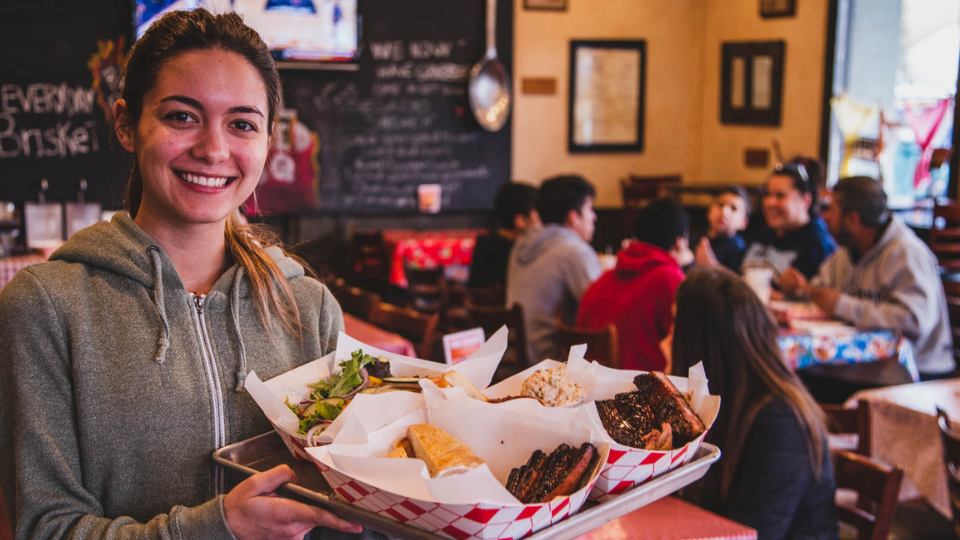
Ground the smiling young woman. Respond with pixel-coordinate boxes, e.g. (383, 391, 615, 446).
(0, 9, 364, 540)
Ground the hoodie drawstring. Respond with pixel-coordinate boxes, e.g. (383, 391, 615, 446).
(147, 247, 170, 364)
(231, 267, 249, 391)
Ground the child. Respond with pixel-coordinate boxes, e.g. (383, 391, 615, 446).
(695, 186, 750, 271)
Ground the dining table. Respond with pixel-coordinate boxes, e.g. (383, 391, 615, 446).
(572, 496, 756, 540)
(342, 312, 417, 357)
(846, 378, 960, 518)
(382, 229, 485, 288)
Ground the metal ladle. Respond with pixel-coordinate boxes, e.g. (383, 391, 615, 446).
(468, 0, 511, 132)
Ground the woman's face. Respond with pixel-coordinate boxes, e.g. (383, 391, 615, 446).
(116, 48, 269, 231)
(762, 175, 811, 234)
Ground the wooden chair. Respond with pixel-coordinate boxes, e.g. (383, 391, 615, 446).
(833, 450, 904, 540)
(334, 284, 380, 320)
(621, 174, 682, 235)
(466, 284, 503, 307)
(405, 265, 447, 314)
(349, 229, 389, 294)
(0, 488, 11, 540)
(555, 320, 620, 368)
(465, 302, 529, 379)
(937, 408, 960, 537)
(369, 301, 439, 360)
(821, 401, 871, 455)
(930, 200, 960, 273)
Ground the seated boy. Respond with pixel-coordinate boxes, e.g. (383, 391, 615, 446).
(695, 186, 750, 271)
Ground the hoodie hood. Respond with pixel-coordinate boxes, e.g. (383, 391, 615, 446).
(513, 224, 584, 267)
(50, 213, 304, 388)
(615, 241, 679, 277)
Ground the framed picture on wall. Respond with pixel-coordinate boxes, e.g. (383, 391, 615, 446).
(524, 0, 567, 11)
(720, 40, 785, 126)
(568, 40, 646, 153)
(759, 0, 796, 18)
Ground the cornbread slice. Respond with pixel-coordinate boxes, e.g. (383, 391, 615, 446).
(386, 436, 414, 458)
(407, 424, 484, 477)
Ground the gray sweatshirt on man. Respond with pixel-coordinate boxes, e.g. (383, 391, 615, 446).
(0, 214, 351, 540)
(506, 225, 601, 364)
(813, 215, 954, 374)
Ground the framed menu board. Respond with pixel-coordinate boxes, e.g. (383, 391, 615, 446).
(567, 40, 646, 154)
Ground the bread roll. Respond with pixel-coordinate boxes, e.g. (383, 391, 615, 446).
(407, 424, 484, 477)
(386, 436, 414, 458)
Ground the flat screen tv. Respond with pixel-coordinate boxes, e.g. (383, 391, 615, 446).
(134, 0, 359, 62)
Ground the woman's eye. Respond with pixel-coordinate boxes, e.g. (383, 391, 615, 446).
(167, 111, 194, 123)
(232, 120, 257, 132)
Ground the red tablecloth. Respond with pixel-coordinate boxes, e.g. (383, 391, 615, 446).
(574, 497, 756, 540)
(0, 253, 48, 292)
(342, 313, 417, 357)
(383, 229, 485, 287)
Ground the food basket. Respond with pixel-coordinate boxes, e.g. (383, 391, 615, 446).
(305, 384, 609, 540)
(244, 328, 507, 460)
(485, 346, 720, 502)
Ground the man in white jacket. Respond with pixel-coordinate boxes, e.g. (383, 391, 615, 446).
(781, 176, 955, 378)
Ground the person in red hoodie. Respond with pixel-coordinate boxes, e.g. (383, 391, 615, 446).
(577, 199, 691, 371)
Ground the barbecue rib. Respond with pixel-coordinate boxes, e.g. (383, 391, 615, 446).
(506, 443, 599, 504)
(595, 371, 705, 451)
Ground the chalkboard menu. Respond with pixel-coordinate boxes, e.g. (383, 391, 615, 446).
(280, 0, 513, 213)
(0, 0, 130, 207)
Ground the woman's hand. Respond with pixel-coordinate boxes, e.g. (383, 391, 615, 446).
(778, 268, 807, 296)
(224, 465, 363, 540)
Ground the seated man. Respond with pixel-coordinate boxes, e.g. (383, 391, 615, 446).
(507, 175, 601, 363)
(781, 176, 955, 378)
(578, 199, 690, 372)
(468, 182, 540, 291)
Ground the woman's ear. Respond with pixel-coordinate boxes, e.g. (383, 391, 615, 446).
(113, 99, 136, 153)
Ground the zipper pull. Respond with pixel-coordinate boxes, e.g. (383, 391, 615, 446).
(194, 293, 206, 315)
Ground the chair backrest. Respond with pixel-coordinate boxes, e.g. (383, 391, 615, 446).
(931, 200, 960, 271)
(350, 229, 389, 293)
(833, 450, 904, 540)
(555, 320, 620, 368)
(937, 408, 960, 537)
(466, 284, 504, 307)
(405, 265, 447, 314)
(465, 301, 529, 373)
(369, 301, 439, 360)
(821, 401, 871, 455)
(621, 174, 682, 208)
(943, 286, 960, 362)
(334, 285, 380, 320)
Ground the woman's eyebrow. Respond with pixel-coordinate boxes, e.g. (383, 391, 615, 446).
(159, 96, 264, 117)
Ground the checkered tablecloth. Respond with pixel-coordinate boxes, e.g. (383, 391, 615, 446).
(383, 229, 485, 288)
(0, 253, 47, 292)
(778, 325, 919, 380)
(573, 496, 756, 540)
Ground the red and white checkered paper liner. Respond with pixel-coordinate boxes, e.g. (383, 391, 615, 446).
(588, 428, 708, 502)
(314, 455, 603, 540)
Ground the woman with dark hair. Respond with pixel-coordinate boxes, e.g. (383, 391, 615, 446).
(742, 160, 836, 280)
(666, 268, 838, 540)
(0, 9, 365, 540)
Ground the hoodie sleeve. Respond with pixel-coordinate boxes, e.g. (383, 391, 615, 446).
(0, 270, 236, 540)
(315, 281, 345, 354)
(832, 244, 939, 342)
(566, 243, 602, 301)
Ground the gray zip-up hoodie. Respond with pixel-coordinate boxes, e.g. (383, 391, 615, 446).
(506, 225, 601, 364)
(0, 213, 344, 540)
(813, 215, 954, 374)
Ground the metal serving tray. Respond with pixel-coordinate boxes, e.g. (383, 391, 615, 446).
(213, 432, 720, 540)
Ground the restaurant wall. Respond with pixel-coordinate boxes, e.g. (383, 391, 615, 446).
(511, 0, 706, 208)
(696, 0, 830, 187)
(511, 0, 831, 207)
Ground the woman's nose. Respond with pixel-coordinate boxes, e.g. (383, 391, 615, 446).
(191, 124, 230, 163)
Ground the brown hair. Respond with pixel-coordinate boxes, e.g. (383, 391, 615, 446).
(671, 268, 827, 506)
(119, 9, 302, 335)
